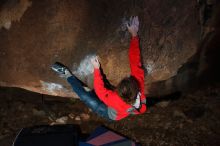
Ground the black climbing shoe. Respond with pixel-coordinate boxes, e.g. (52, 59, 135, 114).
(51, 62, 72, 78)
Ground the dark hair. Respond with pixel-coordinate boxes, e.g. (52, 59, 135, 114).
(116, 76, 139, 104)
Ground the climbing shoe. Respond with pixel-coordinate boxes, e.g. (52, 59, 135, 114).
(51, 62, 72, 78)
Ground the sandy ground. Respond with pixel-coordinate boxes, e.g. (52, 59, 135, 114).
(0, 84, 219, 146)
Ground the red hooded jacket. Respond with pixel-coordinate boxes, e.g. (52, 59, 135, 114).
(94, 36, 147, 120)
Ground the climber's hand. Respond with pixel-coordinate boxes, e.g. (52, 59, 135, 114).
(127, 16, 139, 37)
(91, 56, 100, 69)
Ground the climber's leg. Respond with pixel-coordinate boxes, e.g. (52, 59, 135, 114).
(67, 76, 111, 120)
(51, 62, 111, 120)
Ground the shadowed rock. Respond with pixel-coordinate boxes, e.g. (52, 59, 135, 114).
(0, 0, 219, 98)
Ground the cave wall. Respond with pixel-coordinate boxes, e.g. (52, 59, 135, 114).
(0, 0, 218, 97)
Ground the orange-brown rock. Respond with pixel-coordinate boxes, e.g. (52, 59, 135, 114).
(0, 0, 219, 97)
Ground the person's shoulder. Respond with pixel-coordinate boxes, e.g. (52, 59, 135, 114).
(109, 91, 120, 98)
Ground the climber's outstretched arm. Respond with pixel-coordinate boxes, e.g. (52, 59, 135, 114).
(127, 16, 147, 112)
(91, 57, 114, 106)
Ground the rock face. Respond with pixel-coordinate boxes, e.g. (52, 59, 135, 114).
(0, 0, 219, 97)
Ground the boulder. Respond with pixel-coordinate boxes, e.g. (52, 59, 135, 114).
(0, 0, 219, 97)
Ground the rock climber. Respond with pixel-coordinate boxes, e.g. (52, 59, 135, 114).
(51, 16, 147, 121)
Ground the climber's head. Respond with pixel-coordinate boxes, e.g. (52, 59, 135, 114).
(116, 76, 139, 104)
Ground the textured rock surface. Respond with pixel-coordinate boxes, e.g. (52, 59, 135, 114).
(0, 0, 219, 97)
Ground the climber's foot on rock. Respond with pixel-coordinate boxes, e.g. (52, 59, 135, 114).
(51, 62, 72, 78)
